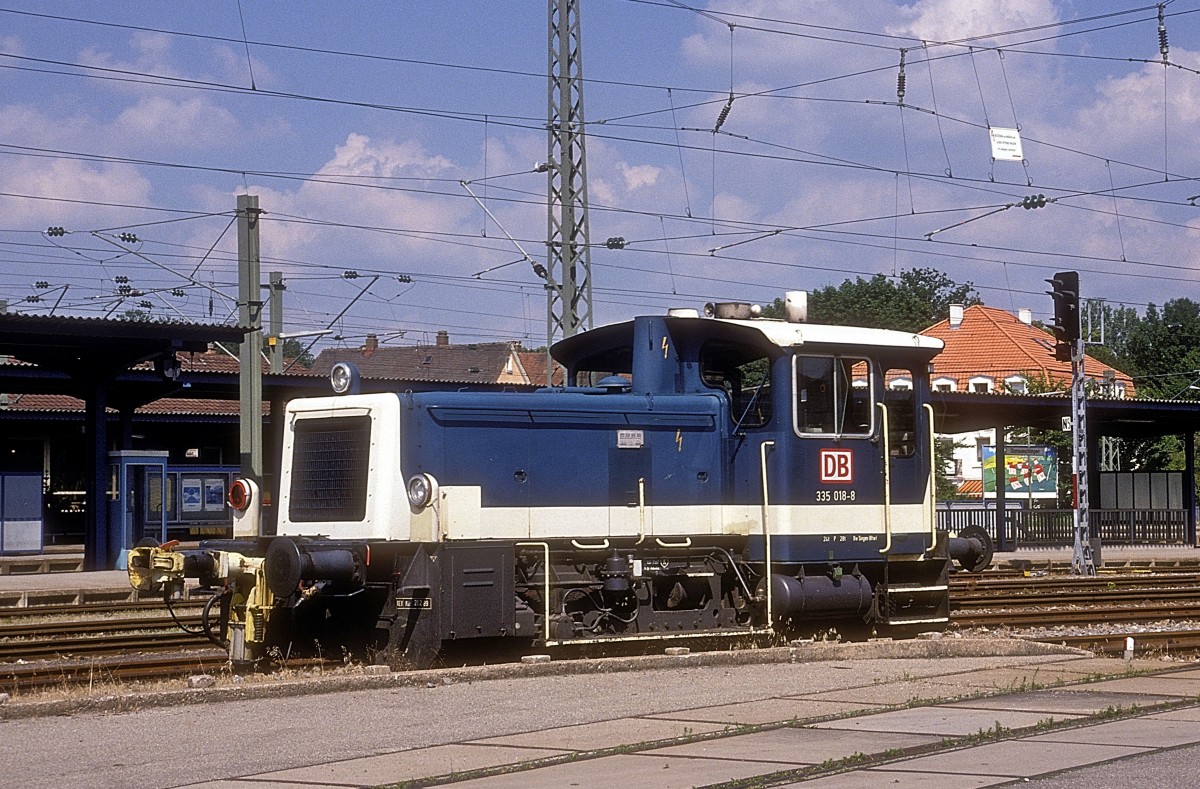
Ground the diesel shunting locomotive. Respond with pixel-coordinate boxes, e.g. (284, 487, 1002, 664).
(130, 295, 991, 668)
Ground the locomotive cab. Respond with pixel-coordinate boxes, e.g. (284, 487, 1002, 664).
(129, 296, 990, 670)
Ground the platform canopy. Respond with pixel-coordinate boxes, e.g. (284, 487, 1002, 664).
(0, 314, 248, 569)
(930, 391, 1200, 439)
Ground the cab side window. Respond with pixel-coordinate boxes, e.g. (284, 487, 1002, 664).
(700, 341, 772, 429)
(794, 355, 872, 437)
(883, 368, 916, 457)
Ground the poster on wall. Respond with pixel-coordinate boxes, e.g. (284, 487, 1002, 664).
(204, 479, 226, 511)
(181, 478, 202, 512)
(982, 445, 1058, 499)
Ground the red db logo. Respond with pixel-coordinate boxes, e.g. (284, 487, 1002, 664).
(820, 449, 853, 483)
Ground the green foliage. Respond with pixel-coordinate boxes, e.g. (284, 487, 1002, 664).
(1099, 298, 1200, 471)
(935, 438, 966, 500)
(1119, 300, 1200, 399)
(281, 338, 315, 368)
(767, 267, 981, 332)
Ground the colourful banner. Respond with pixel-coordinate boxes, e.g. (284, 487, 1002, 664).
(982, 445, 1058, 498)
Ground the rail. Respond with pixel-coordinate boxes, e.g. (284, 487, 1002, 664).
(936, 507, 1191, 546)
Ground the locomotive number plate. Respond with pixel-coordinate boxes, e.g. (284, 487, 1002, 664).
(617, 429, 644, 449)
(816, 489, 856, 502)
(395, 597, 432, 610)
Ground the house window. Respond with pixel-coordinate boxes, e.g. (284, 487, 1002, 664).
(969, 376, 993, 394)
(1005, 376, 1027, 394)
(932, 377, 956, 392)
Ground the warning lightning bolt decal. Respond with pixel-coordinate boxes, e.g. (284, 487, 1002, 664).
(662, 336, 669, 358)
(676, 429, 683, 452)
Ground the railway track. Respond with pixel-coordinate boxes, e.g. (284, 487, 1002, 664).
(0, 650, 230, 693)
(1034, 629, 1200, 654)
(948, 572, 1200, 629)
(0, 570, 1197, 694)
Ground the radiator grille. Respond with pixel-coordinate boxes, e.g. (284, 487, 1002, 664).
(289, 416, 371, 522)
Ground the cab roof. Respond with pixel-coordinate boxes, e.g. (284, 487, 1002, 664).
(552, 313, 943, 371)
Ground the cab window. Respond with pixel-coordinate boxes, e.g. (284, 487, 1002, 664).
(793, 355, 872, 437)
(700, 341, 772, 429)
(883, 367, 917, 457)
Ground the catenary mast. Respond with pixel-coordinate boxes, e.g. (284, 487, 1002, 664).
(545, 0, 593, 382)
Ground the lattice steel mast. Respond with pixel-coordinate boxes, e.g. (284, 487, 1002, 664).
(545, 0, 593, 371)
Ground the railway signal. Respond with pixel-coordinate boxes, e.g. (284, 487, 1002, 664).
(1045, 270, 1095, 576)
(1046, 271, 1080, 362)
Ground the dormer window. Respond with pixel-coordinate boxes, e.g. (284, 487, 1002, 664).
(969, 376, 993, 394)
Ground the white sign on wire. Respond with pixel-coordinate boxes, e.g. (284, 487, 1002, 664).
(989, 127, 1024, 161)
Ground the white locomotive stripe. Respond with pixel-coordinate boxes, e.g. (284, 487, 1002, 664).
(443, 496, 931, 542)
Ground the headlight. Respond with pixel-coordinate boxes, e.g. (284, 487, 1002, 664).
(406, 473, 436, 509)
(330, 362, 360, 394)
(228, 478, 256, 511)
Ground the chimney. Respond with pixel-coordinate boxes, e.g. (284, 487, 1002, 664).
(1017, 308, 1032, 325)
(362, 334, 378, 358)
(949, 304, 964, 328)
(436, 330, 450, 346)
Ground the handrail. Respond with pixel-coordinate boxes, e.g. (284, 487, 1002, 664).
(923, 403, 937, 553)
(877, 402, 892, 554)
(570, 538, 610, 550)
(515, 541, 551, 643)
(655, 536, 692, 548)
(759, 440, 776, 631)
(635, 477, 646, 545)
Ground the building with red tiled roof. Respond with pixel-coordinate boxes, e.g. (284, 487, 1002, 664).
(921, 304, 1133, 397)
(518, 350, 565, 387)
(311, 332, 530, 385)
(919, 304, 1134, 497)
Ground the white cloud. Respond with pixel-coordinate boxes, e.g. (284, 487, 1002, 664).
(1058, 49, 1200, 170)
(0, 158, 151, 227)
(320, 133, 456, 179)
(112, 96, 243, 151)
(619, 162, 662, 191)
(890, 0, 1059, 44)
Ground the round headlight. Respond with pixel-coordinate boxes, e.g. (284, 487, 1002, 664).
(228, 478, 254, 511)
(406, 473, 436, 509)
(330, 361, 360, 394)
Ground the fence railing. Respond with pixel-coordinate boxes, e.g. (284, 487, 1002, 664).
(936, 508, 1190, 547)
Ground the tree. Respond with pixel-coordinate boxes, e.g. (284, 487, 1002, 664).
(935, 437, 967, 500)
(219, 337, 316, 369)
(765, 267, 982, 332)
(1119, 299, 1200, 400)
(281, 338, 315, 369)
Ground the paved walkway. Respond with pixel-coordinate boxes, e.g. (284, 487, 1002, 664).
(143, 650, 1198, 789)
(3, 554, 1200, 786)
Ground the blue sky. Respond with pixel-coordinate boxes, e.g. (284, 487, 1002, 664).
(0, 1, 1198, 353)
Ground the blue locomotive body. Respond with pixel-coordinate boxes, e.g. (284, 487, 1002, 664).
(130, 301, 992, 669)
